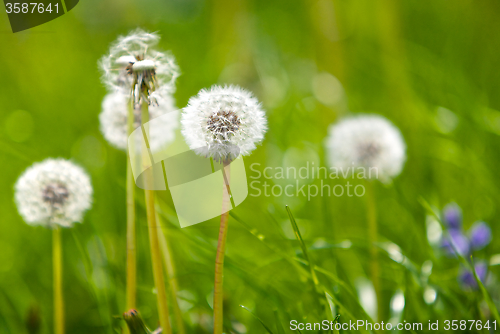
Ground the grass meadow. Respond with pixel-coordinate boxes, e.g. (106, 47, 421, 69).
(1, 0, 500, 333)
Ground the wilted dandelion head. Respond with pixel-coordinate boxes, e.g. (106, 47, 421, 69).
(181, 85, 267, 163)
(99, 89, 178, 151)
(325, 114, 406, 182)
(14, 158, 93, 228)
(99, 29, 179, 106)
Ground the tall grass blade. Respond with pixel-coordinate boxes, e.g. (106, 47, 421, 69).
(240, 305, 275, 334)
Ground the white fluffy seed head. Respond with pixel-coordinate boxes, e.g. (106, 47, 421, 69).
(14, 158, 93, 228)
(99, 29, 179, 104)
(325, 114, 406, 182)
(181, 85, 267, 162)
(99, 88, 179, 151)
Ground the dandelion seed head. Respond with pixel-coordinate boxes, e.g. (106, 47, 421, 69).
(14, 158, 93, 228)
(42, 184, 69, 209)
(99, 89, 178, 151)
(325, 114, 406, 182)
(181, 85, 267, 162)
(99, 29, 179, 106)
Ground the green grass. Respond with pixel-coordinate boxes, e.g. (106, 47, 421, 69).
(1, 0, 500, 333)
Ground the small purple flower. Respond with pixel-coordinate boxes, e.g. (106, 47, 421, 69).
(441, 229, 470, 257)
(459, 262, 488, 289)
(442, 203, 462, 230)
(469, 221, 492, 251)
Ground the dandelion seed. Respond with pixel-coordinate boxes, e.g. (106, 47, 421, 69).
(181, 85, 267, 162)
(99, 89, 179, 151)
(99, 29, 179, 106)
(325, 114, 406, 182)
(14, 158, 93, 228)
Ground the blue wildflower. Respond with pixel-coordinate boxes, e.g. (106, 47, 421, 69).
(442, 202, 462, 230)
(459, 262, 488, 289)
(441, 229, 470, 257)
(469, 221, 492, 251)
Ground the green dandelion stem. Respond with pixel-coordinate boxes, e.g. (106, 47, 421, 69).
(213, 161, 231, 334)
(366, 181, 382, 321)
(142, 102, 172, 334)
(126, 99, 137, 311)
(156, 209, 186, 334)
(53, 226, 64, 334)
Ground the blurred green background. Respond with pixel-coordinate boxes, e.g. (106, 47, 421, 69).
(1, 0, 500, 333)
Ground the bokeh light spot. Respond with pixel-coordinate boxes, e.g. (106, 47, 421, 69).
(312, 72, 344, 106)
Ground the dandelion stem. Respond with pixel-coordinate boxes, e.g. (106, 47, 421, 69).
(145, 189, 172, 333)
(156, 209, 186, 334)
(126, 100, 137, 311)
(142, 102, 172, 334)
(213, 161, 231, 334)
(53, 226, 64, 334)
(366, 181, 382, 321)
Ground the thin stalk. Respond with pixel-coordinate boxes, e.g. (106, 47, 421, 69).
(286, 206, 334, 323)
(145, 189, 171, 333)
(53, 227, 64, 334)
(126, 100, 137, 310)
(285, 205, 319, 287)
(213, 161, 231, 334)
(142, 102, 172, 334)
(365, 181, 382, 321)
(156, 210, 186, 334)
